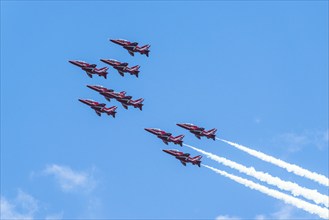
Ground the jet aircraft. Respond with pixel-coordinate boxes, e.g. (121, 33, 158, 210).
(116, 97, 144, 111)
(144, 128, 184, 146)
(87, 85, 126, 102)
(162, 149, 202, 167)
(110, 39, 150, 57)
(177, 123, 217, 140)
(100, 59, 140, 78)
(69, 60, 108, 79)
(79, 99, 117, 117)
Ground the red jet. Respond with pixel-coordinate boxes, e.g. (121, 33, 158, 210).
(69, 60, 109, 79)
(144, 128, 184, 146)
(110, 39, 150, 57)
(79, 99, 117, 117)
(100, 59, 140, 78)
(177, 123, 217, 140)
(87, 85, 126, 102)
(116, 97, 144, 111)
(163, 149, 202, 167)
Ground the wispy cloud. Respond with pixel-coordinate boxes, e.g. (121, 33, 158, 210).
(271, 205, 295, 219)
(256, 203, 313, 220)
(42, 164, 103, 218)
(43, 164, 97, 193)
(0, 190, 38, 220)
(219, 204, 314, 220)
(276, 130, 329, 152)
(216, 215, 240, 220)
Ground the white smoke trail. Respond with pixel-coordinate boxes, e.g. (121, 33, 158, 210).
(217, 138, 329, 187)
(202, 164, 329, 219)
(184, 144, 329, 207)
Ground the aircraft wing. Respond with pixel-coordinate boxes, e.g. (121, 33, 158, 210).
(176, 155, 188, 160)
(159, 133, 172, 138)
(195, 135, 201, 139)
(94, 110, 101, 116)
(86, 72, 93, 78)
(118, 97, 131, 103)
(180, 161, 187, 166)
(118, 70, 125, 77)
(97, 103, 106, 107)
(128, 50, 134, 56)
(195, 127, 205, 131)
(121, 103, 128, 109)
(83, 66, 94, 71)
(125, 45, 136, 50)
(162, 140, 169, 145)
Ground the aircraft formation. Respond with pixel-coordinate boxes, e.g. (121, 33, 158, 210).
(67, 38, 329, 219)
(66, 34, 329, 219)
(69, 39, 148, 117)
(68, 39, 219, 167)
(145, 123, 218, 167)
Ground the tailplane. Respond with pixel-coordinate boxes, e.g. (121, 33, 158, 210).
(131, 98, 144, 111)
(191, 156, 202, 167)
(205, 128, 217, 140)
(173, 135, 184, 146)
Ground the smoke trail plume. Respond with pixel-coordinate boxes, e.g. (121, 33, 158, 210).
(202, 164, 329, 219)
(217, 138, 329, 187)
(183, 144, 329, 207)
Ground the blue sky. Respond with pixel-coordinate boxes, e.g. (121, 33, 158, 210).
(1, 1, 328, 219)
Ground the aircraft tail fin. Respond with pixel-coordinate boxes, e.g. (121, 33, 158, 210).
(99, 67, 108, 71)
(175, 135, 184, 140)
(141, 44, 150, 50)
(206, 128, 217, 134)
(205, 128, 217, 140)
(131, 98, 144, 111)
(191, 156, 202, 167)
(192, 155, 202, 160)
(141, 45, 150, 57)
(134, 98, 144, 104)
(130, 65, 140, 77)
(173, 135, 184, 146)
(131, 65, 140, 70)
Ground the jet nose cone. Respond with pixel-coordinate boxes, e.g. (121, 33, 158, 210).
(176, 123, 184, 128)
(78, 99, 84, 103)
(100, 59, 106, 63)
(87, 85, 97, 90)
(144, 128, 152, 133)
(162, 149, 169, 153)
(110, 39, 116, 43)
(69, 60, 75, 64)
